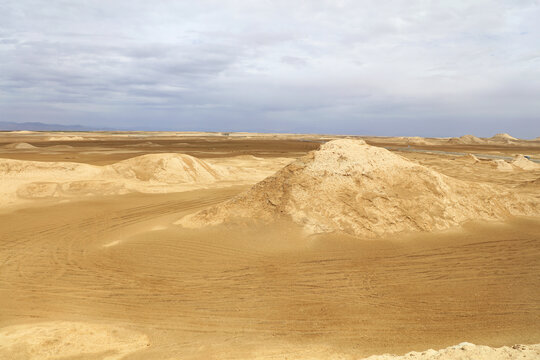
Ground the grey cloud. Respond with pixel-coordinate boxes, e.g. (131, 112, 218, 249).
(0, 0, 539, 137)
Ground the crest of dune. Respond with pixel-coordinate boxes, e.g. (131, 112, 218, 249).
(178, 139, 537, 237)
(511, 155, 540, 170)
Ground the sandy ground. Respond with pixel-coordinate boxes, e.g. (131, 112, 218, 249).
(0, 131, 539, 359)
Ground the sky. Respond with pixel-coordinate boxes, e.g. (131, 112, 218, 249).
(1, 0, 539, 137)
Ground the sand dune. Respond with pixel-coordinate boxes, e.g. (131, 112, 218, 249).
(447, 135, 485, 145)
(178, 139, 537, 237)
(491, 133, 519, 141)
(110, 153, 228, 183)
(0, 153, 292, 207)
(3, 142, 37, 149)
(512, 154, 540, 170)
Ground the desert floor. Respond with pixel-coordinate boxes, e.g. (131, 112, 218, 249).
(0, 132, 539, 359)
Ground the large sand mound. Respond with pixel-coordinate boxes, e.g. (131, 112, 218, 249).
(360, 342, 540, 360)
(178, 139, 537, 237)
(490, 133, 518, 142)
(0, 321, 149, 360)
(512, 155, 540, 170)
(110, 153, 228, 183)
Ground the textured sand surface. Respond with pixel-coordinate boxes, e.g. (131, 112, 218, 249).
(0, 322, 149, 360)
(360, 343, 540, 360)
(0, 132, 539, 360)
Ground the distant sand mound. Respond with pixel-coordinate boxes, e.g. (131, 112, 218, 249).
(4, 142, 36, 149)
(448, 135, 484, 145)
(489, 159, 514, 171)
(512, 155, 540, 170)
(405, 136, 431, 145)
(360, 342, 540, 360)
(178, 140, 536, 237)
(110, 153, 227, 183)
(490, 133, 518, 142)
(47, 135, 85, 141)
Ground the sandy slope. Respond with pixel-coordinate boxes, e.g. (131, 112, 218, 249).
(179, 139, 538, 237)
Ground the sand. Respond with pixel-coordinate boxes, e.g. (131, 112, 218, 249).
(491, 133, 519, 142)
(1, 132, 539, 360)
(490, 159, 514, 171)
(360, 343, 540, 360)
(447, 135, 485, 145)
(0, 321, 149, 360)
(179, 139, 538, 237)
(512, 154, 540, 170)
(0, 153, 293, 208)
(3, 142, 37, 149)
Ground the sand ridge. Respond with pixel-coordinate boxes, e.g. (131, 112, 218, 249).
(178, 139, 538, 237)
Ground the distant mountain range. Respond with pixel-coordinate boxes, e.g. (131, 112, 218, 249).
(0, 121, 110, 131)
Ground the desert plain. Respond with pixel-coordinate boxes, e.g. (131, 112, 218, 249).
(0, 131, 539, 359)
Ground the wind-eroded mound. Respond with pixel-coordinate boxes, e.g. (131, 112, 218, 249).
(360, 342, 540, 360)
(4, 142, 37, 149)
(110, 153, 227, 183)
(179, 140, 536, 237)
(448, 135, 485, 144)
(490, 133, 518, 142)
(0, 153, 230, 206)
(512, 155, 540, 170)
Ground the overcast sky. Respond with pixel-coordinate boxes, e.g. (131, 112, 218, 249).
(1, 0, 539, 137)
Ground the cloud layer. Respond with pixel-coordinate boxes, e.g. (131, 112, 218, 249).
(1, 0, 539, 137)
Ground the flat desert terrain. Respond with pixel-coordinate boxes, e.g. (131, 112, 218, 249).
(0, 131, 539, 359)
